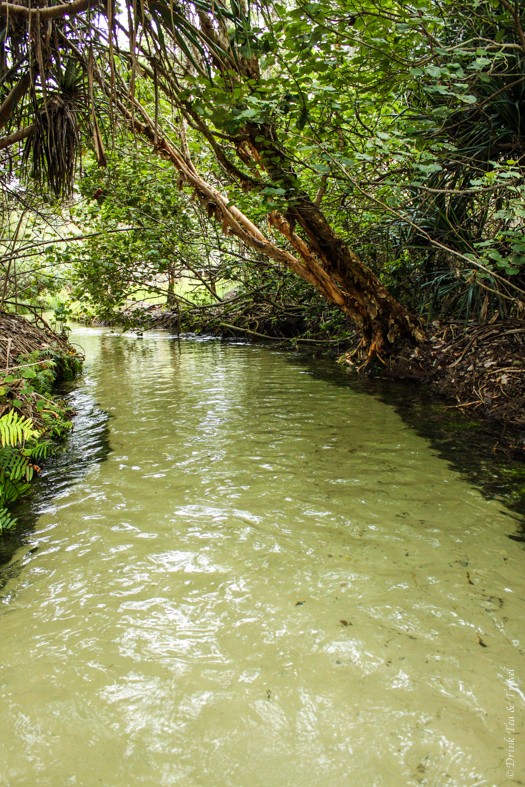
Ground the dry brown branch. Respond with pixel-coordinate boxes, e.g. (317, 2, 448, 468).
(0, 0, 94, 20)
(0, 124, 35, 149)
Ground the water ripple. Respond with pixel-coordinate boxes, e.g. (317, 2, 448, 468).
(0, 331, 523, 786)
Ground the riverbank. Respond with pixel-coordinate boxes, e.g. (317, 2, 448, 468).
(368, 319, 525, 455)
(0, 310, 83, 532)
(0, 309, 83, 424)
(0, 310, 70, 362)
(425, 321, 524, 445)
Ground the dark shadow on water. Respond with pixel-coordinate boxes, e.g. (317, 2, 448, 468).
(0, 384, 111, 577)
(285, 349, 525, 541)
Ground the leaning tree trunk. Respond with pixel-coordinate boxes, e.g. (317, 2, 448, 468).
(0, 0, 427, 363)
(246, 124, 426, 358)
(105, 84, 425, 362)
(268, 207, 424, 359)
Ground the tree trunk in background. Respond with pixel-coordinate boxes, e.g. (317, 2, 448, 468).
(166, 264, 177, 309)
(113, 94, 425, 362)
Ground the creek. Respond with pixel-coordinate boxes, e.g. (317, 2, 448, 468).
(0, 327, 523, 786)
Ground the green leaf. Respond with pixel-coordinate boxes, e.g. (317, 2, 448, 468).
(468, 57, 491, 70)
(296, 109, 309, 130)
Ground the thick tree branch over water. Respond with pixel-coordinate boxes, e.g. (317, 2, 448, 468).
(1, 0, 523, 361)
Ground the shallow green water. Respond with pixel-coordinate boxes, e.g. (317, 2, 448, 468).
(0, 328, 523, 786)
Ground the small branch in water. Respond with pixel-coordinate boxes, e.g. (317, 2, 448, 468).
(218, 322, 283, 341)
(289, 335, 356, 345)
(218, 321, 355, 345)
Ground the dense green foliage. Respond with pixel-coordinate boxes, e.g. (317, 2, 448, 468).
(0, 0, 523, 334)
(64, 145, 230, 319)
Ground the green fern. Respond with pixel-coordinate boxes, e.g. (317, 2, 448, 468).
(0, 448, 33, 481)
(0, 508, 17, 532)
(25, 442, 50, 460)
(1, 474, 31, 504)
(0, 411, 43, 534)
(0, 410, 39, 447)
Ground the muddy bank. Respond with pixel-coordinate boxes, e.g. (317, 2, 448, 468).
(381, 319, 524, 449)
(0, 310, 73, 371)
(0, 311, 84, 533)
(0, 309, 83, 430)
(426, 321, 524, 437)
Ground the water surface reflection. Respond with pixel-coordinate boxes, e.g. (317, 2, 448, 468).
(0, 328, 523, 786)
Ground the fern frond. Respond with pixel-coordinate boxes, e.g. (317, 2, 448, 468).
(0, 507, 17, 533)
(0, 449, 31, 482)
(25, 441, 50, 460)
(0, 411, 40, 447)
(0, 475, 30, 504)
